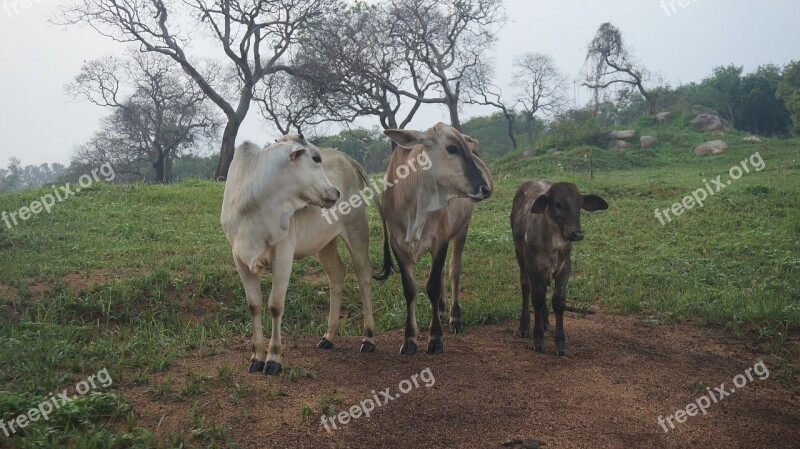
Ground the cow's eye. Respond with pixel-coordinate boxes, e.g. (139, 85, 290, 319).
(446, 145, 460, 154)
(555, 201, 563, 209)
(312, 155, 322, 164)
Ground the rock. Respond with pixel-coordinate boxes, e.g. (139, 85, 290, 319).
(693, 140, 728, 155)
(640, 136, 657, 148)
(743, 136, 763, 143)
(522, 439, 541, 449)
(514, 150, 536, 160)
(192, 307, 206, 316)
(606, 130, 636, 140)
(691, 114, 729, 132)
(656, 111, 670, 124)
(502, 439, 522, 447)
(608, 140, 632, 150)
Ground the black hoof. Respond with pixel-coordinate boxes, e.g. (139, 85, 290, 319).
(427, 339, 444, 354)
(518, 330, 531, 338)
(248, 359, 265, 373)
(399, 340, 417, 355)
(534, 343, 544, 353)
(263, 361, 282, 376)
(449, 321, 463, 334)
(360, 341, 375, 353)
(317, 338, 334, 350)
(556, 349, 568, 357)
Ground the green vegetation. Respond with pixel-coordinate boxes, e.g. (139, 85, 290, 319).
(0, 118, 798, 447)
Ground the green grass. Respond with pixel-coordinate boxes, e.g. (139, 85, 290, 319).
(0, 130, 798, 447)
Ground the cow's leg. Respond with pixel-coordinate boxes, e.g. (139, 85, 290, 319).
(514, 248, 531, 338)
(552, 258, 571, 357)
(341, 228, 377, 353)
(425, 243, 449, 353)
(264, 242, 294, 375)
(317, 240, 345, 350)
(392, 242, 419, 355)
(527, 268, 548, 353)
(447, 226, 469, 333)
(234, 257, 266, 373)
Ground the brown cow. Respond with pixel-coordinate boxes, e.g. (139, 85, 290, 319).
(510, 180, 608, 356)
(382, 123, 493, 355)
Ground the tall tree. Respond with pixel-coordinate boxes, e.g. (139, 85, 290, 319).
(512, 52, 566, 144)
(582, 22, 657, 116)
(61, 0, 340, 180)
(387, 0, 505, 131)
(465, 60, 517, 149)
(777, 61, 800, 134)
(66, 52, 220, 183)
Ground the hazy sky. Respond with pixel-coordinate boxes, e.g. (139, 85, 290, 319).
(1, 0, 798, 166)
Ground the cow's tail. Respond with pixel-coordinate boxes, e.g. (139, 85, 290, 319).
(346, 156, 394, 281)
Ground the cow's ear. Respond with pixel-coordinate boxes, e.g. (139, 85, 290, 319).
(582, 194, 608, 212)
(384, 129, 429, 150)
(531, 194, 550, 214)
(464, 136, 480, 153)
(289, 148, 306, 163)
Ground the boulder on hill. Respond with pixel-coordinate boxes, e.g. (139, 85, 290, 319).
(606, 130, 637, 140)
(609, 140, 632, 150)
(656, 112, 670, 124)
(693, 140, 728, 155)
(640, 136, 657, 148)
(691, 114, 729, 132)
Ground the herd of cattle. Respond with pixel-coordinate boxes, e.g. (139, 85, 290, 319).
(221, 123, 608, 375)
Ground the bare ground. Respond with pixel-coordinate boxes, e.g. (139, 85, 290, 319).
(125, 312, 800, 449)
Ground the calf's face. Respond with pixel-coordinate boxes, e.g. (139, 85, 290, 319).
(531, 183, 608, 241)
(384, 123, 492, 201)
(285, 140, 340, 209)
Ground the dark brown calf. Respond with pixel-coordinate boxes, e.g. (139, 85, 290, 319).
(510, 180, 608, 356)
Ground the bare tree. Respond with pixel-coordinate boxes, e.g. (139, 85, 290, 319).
(296, 2, 429, 136)
(60, 0, 340, 180)
(465, 60, 517, 148)
(255, 70, 325, 136)
(387, 0, 505, 131)
(582, 22, 657, 116)
(512, 52, 567, 143)
(66, 51, 220, 183)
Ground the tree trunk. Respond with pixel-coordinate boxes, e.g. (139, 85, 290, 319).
(504, 112, 517, 149)
(215, 119, 241, 181)
(153, 151, 166, 184)
(448, 102, 462, 132)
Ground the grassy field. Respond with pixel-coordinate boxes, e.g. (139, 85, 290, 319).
(0, 123, 798, 448)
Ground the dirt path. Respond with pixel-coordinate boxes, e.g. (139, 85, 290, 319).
(126, 313, 800, 449)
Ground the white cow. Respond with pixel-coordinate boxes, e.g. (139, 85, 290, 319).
(221, 135, 388, 375)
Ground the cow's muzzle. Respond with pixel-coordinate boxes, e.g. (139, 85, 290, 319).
(567, 231, 585, 242)
(321, 189, 340, 209)
(468, 184, 492, 201)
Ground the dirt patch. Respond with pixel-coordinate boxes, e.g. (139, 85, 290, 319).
(123, 313, 799, 448)
(63, 269, 131, 292)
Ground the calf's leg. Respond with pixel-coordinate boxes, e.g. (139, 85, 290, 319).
(317, 240, 345, 350)
(552, 259, 571, 356)
(448, 228, 469, 333)
(392, 242, 419, 355)
(528, 269, 549, 353)
(425, 244, 449, 354)
(514, 248, 531, 338)
(342, 228, 377, 353)
(234, 257, 266, 373)
(264, 242, 294, 375)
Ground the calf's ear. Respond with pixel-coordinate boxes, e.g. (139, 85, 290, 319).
(384, 129, 430, 150)
(582, 194, 608, 211)
(289, 148, 306, 163)
(531, 194, 550, 214)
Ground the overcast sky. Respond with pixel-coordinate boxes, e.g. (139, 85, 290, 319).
(1, 0, 798, 166)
